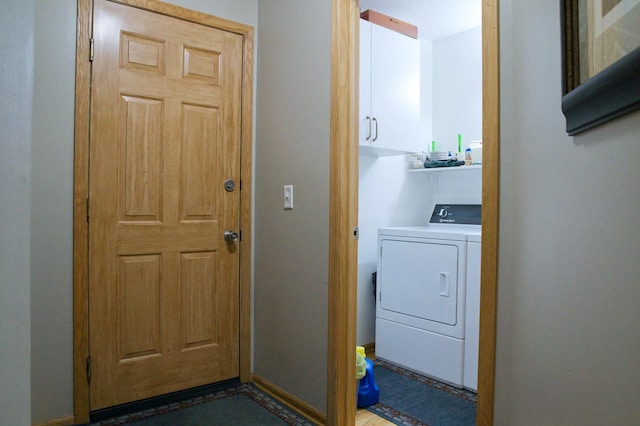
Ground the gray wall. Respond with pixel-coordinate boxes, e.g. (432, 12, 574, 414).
(28, 1, 258, 423)
(0, 1, 34, 424)
(495, 0, 640, 423)
(31, 3, 76, 421)
(254, 0, 331, 413)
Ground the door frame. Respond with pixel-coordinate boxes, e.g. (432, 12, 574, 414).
(72, 0, 254, 422)
(327, 0, 500, 424)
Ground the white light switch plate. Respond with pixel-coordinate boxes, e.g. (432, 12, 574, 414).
(284, 185, 293, 209)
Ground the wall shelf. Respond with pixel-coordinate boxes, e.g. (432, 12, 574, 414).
(409, 165, 482, 173)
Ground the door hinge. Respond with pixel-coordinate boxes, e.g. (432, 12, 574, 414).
(89, 38, 94, 62)
(86, 355, 92, 384)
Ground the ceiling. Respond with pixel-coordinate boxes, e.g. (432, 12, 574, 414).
(359, 0, 481, 40)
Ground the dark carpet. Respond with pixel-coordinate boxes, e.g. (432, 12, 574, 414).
(88, 384, 314, 426)
(367, 359, 477, 426)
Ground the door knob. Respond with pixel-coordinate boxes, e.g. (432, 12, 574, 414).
(224, 230, 239, 242)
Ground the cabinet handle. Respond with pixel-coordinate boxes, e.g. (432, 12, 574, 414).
(372, 117, 378, 142)
(365, 116, 372, 141)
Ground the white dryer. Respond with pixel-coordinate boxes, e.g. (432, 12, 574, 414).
(375, 204, 481, 389)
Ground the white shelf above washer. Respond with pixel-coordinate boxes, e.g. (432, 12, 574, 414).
(409, 165, 482, 173)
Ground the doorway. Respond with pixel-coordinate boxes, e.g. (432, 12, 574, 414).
(327, 0, 499, 424)
(73, 0, 254, 422)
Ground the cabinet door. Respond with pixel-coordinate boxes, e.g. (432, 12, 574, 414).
(370, 24, 420, 153)
(359, 20, 373, 148)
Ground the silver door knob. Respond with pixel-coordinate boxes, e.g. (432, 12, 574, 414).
(224, 230, 239, 242)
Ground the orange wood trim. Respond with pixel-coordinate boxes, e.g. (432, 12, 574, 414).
(360, 9, 418, 39)
(361, 342, 375, 357)
(328, 0, 360, 424)
(477, 0, 500, 424)
(32, 415, 75, 426)
(73, 0, 255, 419)
(253, 374, 326, 426)
(107, 0, 253, 35)
(239, 25, 255, 384)
(73, 0, 92, 422)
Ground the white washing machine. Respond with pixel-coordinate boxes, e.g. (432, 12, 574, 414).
(375, 204, 481, 390)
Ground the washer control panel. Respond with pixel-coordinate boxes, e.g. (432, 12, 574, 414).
(430, 204, 481, 225)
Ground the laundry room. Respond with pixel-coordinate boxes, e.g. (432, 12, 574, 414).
(357, 0, 483, 400)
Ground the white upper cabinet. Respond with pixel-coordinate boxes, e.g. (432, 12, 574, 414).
(360, 18, 421, 156)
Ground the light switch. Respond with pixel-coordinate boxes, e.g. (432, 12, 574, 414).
(283, 185, 293, 210)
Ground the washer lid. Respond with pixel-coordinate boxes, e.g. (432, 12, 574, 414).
(430, 204, 481, 225)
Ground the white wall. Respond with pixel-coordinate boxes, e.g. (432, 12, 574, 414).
(495, 1, 640, 424)
(0, 2, 34, 425)
(432, 168, 482, 206)
(432, 27, 482, 153)
(253, 1, 331, 412)
(28, 1, 258, 423)
(420, 39, 434, 151)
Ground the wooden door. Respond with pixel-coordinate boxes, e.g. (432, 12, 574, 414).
(88, 0, 242, 409)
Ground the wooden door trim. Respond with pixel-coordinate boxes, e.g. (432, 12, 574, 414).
(327, 0, 360, 424)
(327, 0, 500, 424)
(73, 0, 254, 422)
(477, 1, 500, 424)
(73, 1, 91, 422)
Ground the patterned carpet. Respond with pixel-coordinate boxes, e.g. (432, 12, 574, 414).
(366, 359, 477, 426)
(87, 384, 314, 426)
(82, 361, 473, 425)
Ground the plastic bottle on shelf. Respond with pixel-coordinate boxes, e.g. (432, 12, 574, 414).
(465, 147, 472, 166)
(457, 133, 463, 160)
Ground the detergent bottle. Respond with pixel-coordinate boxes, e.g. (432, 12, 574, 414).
(357, 357, 380, 408)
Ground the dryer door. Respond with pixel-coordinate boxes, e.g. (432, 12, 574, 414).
(378, 238, 459, 326)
